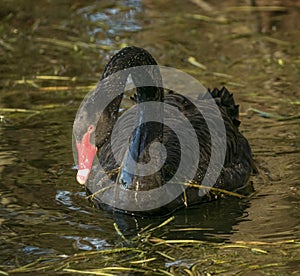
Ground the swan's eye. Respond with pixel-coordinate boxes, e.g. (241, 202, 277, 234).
(88, 125, 95, 132)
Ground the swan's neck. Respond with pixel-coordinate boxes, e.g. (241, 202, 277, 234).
(135, 86, 163, 103)
(118, 86, 164, 191)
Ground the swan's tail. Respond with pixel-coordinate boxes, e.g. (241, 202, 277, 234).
(202, 86, 241, 127)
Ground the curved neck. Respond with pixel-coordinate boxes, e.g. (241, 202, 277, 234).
(95, 47, 163, 148)
(98, 47, 165, 190)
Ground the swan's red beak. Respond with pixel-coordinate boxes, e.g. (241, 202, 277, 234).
(76, 125, 97, 185)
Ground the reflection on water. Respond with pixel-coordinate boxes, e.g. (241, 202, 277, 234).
(80, 0, 142, 46)
(0, 0, 299, 274)
(63, 235, 110, 251)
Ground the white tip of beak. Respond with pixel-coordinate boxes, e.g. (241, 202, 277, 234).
(76, 169, 90, 185)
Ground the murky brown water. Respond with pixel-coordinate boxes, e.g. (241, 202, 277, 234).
(0, 0, 299, 274)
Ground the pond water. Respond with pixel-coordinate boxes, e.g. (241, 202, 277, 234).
(0, 0, 299, 274)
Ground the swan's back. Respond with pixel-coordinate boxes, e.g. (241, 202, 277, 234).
(164, 87, 253, 192)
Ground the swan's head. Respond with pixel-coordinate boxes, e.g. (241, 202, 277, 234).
(75, 125, 97, 185)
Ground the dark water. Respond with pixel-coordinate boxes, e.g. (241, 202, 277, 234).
(0, 0, 299, 274)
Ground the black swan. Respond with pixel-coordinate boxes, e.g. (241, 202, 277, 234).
(73, 46, 253, 216)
